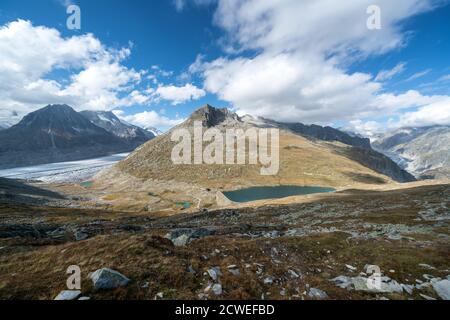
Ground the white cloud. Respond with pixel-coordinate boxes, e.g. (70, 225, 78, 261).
(192, 0, 449, 127)
(344, 96, 450, 137)
(345, 119, 385, 138)
(0, 20, 149, 118)
(398, 98, 450, 127)
(404, 69, 432, 82)
(172, 0, 216, 12)
(155, 83, 206, 105)
(438, 74, 450, 81)
(117, 110, 184, 130)
(173, 0, 186, 12)
(213, 0, 434, 56)
(375, 62, 406, 81)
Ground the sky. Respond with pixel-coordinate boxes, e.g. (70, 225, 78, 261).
(0, 0, 449, 134)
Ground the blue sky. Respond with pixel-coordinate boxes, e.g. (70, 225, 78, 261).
(0, 0, 449, 134)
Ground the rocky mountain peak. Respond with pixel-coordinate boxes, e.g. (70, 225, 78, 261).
(0, 104, 153, 169)
(189, 104, 241, 128)
(17, 104, 92, 129)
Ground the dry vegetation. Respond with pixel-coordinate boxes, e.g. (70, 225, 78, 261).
(115, 131, 392, 190)
(0, 184, 448, 300)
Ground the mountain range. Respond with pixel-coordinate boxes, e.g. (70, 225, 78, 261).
(98, 105, 414, 199)
(0, 104, 155, 169)
(372, 126, 450, 179)
(2, 103, 443, 183)
(79, 110, 154, 142)
(243, 115, 371, 149)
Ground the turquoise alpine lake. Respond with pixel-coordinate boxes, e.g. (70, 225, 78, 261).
(223, 185, 336, 203)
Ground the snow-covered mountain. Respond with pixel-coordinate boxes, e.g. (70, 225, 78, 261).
(372, 126, 450, 179)
(143, 125, 163, 136)
(79, 110, 155, 143)
(0, 105, 151, 169)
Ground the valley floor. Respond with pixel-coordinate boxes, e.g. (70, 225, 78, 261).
(0, 183, 449, 300)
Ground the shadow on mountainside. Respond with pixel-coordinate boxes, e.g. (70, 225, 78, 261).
(0, 177, 65, 204)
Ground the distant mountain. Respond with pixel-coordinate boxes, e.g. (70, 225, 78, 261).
(143, 125, 163, 137)
(0, 104, 152, 169)
(242, 115, 371, 149)
(373, 126, 450, 179)
(79, 110, 155, 145)
(101, 104, 414, 199)
(0, 118, 18, 131)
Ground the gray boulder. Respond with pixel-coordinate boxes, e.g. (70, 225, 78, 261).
(308, 288, 328, 299)
(54, 290, 81, 300)
(207, 267, 222, 281)
(74, 230, 88, 241)
(89, 268, 130, 290)
(331, 275, 403, 293)
(432, 279, 450, 300)
(227, 265, 240, 276)
(78, 296, 91, 300)
(165, 228, 216, 246)
(263, 276, 274, 285)
(212, 284, 223, 296)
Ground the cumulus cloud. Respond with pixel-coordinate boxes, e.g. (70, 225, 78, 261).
(345, 120, 385, 138)
(191, 0, 448, 128)
(0, 20, 148, 118)
(116, 110, 184, 130)
(344, 94, 450, 137)
(155, 83, 206, 105)
(398, 98, 450, 127)
(213, 0, 434, 55)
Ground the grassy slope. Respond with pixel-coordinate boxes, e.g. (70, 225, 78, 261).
(116, 131, 392, 189)
(0, 184, 448, 300)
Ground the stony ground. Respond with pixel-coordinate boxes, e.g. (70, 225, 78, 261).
(0, 183, 449, 300)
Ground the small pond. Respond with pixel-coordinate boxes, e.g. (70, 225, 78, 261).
(175, 201, 192, 209)
(223, 185, 336, 203)
(80, 181, 93, 188)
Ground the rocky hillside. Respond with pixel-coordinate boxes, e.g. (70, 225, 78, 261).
(101, 105, 413, 201)
(1, 182, 448, 300)
(0, 105, 150, 169)
(373, 126, 450, 179)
